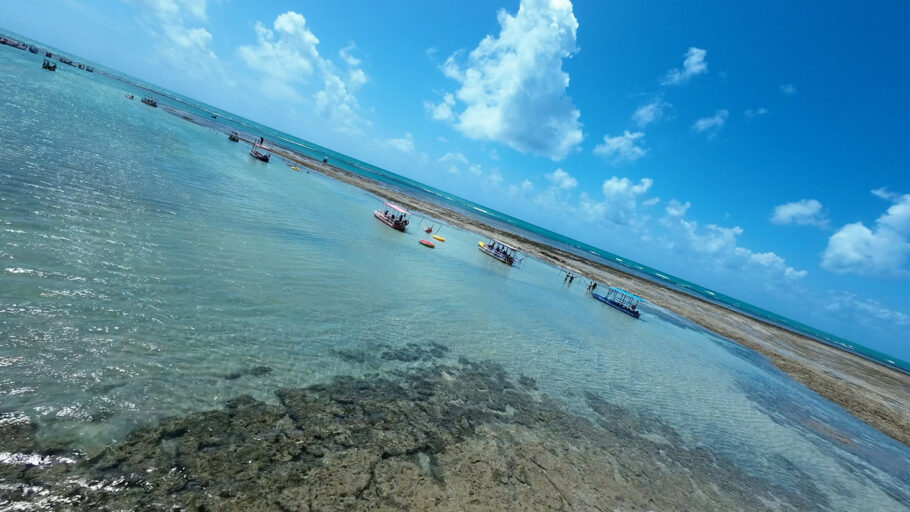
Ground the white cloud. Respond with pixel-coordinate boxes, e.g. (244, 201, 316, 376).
(384, 133, 415, 154)
(237, 11, 368, 132)
(665, 199, 690, 217)
(314, 74, 367, 133)
(825, 292, 910, 327)
(139, 0, 208, 21)
(501, 171, 806, 286)
(593, 131, 647, 163)
(744, 108, 768, 118)
(339, 42, 361, 67)
(632, 100, 670, 127)
(660, 210, 806, 281)
(438, 152, 469, 174)
(770, 199, 828, 228)
(871, 187, 899, 201)
(602, 176, 652, 197)
(425, 93, 455, 122)
(642, 197, 661, 207)
(578, 176, 654, 227)
(780, 83, 797, 96)
(822, 190, 910, 276)
(431, 0, 583, 160)
(136, 0, 228, 81)
(748, 251, 808, 279)
(661, 47, 708, 86)
(545, 168, 578, 190)
(507, 179, 535, 197)
(692, 109, 728, 138)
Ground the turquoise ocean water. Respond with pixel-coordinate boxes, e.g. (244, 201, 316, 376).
(78, 40, 910, 377)
(1, 34, 909, 509)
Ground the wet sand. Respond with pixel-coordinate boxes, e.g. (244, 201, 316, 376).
(269, 145, 910, 448)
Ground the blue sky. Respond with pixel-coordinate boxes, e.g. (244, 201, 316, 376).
(4, 0, 910, 359)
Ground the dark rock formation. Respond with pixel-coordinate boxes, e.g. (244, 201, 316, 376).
(0, 357, 836, 511)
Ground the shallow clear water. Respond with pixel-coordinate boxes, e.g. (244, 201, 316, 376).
(1, 46, 909, 509)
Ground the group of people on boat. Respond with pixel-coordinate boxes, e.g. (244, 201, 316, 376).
(483, 241, 516, 265)
(382, 209, 409, 227)
(488, 242, 507, 255)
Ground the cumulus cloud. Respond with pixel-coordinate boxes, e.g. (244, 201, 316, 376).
(384, 133, 415, 154)
(661, 205, 806, 281)
(136, 0, 227, 81)
(578, 176, 654, 227)
(339, 42, 361, 67)
(632, 100, 671, 127)
(692, 109, 728, 138)
(545, 168, 578, 190)
(665, 199, 690, 217)
(744, 108, 768, 118)
(237, 11, 368, 132)
(661, 47, 708, 86)
(140, 0, 208, 20)
(770, 199, 829, 228)
(430, 0, 583, 160)
(642, 197, 661, 207)
(425, 93, 455, 122)
(507, 179, 535, 197)
(780, 83, 797, 96)
(822, 190, 910, 276)
(824, 292, 910, 327)
(871, 187, 899, 201)
(438, 152, 469, 174)
(593, 131, 647, 163)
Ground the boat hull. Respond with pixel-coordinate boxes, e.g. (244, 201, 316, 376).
(591, 292, 640, 318)
(250, 149, 270, 162)
(374, 210, 407, 232)
(479, 246, 514, 266)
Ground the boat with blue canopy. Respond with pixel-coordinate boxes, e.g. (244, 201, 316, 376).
(592, 286, 643, 318)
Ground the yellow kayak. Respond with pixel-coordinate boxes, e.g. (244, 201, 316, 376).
(290, 166, 300, 171)
(433, 235, 445, 242)
(478, 241, 485, 247)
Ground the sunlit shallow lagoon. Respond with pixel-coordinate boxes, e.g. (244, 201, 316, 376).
(1, 42, 908, 510)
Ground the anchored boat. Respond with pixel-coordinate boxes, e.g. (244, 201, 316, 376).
(249, 145, 271, 163)
(479, 239, 524, 266)
(592, 287, 643, 319)
(140, 97, 158, 107)
(374, 202, 410, 232)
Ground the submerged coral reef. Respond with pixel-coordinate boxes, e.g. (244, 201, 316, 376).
(1, 347, 829, 511)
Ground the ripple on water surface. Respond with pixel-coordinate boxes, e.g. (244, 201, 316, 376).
(0, 47, 908, 511)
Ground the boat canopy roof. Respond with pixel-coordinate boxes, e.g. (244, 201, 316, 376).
(384, 202, 409, 215)
(609, 287, 644, 302)
(489, 239, 518, 251)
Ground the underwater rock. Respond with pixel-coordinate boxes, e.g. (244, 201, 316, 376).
(0, 359, 835, 511)
(380, 341, 449, 362)
(222, 365, 273, 380)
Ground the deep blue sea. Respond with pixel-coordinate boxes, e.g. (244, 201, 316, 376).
(1, 32, 909, 510)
